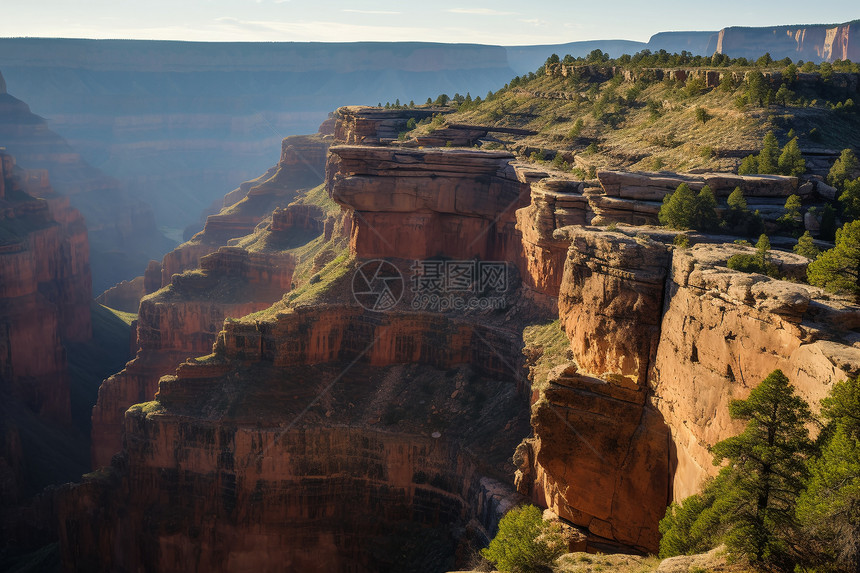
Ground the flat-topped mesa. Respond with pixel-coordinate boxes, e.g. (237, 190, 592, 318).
(653, 243, 860, 500)
(90, 245, 295, 468)
(546, 63, 860, 91)
(332, 106, 441, 144)
(326, 145, 530, 260)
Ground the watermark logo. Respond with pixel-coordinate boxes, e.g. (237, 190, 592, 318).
(352, 259, 404, 311)
(410, 260, 508, 312)
(353, 259, 509, 312)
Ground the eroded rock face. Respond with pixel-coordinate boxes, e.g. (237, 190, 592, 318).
(652, 244, 860, 499)
(516, 364, 670, 553)
(515, 178, 588, 297)
(716, 21, 860, 63)
(556, 227, 670, 386)
(333, 106, 440, 145)
(90, 246, 296, 468)
(326, 145, 530, 260)
(0, 152, 91, 422)
(65, 301, 530, 572)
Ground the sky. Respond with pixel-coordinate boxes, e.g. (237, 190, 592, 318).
(1, 1, 858, 46)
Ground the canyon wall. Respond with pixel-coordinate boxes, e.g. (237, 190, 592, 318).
(0, 39, 517, 242)
(0, 72, 172, 293)
(326, 145, 530, 261)
(716, 21, 860, 62)
(0, 152, 91, 422)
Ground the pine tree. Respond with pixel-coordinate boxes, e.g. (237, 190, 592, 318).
(796, 376, 860, 572)
(658, 370, 814, 569)
(828, 149, 859, 190)
(808, 220, 860, 299)
(738, 154, 759, 175)
(693, 186, 719, 231)
(659, 183, 697, 229)
(838, 178, 860, 222)
(777, 194, 803, 236)
(793, 231, 820, 260)
(709, 370, 813, 567)
(481, 505, 566, 573)
(777, 138, 805, 176)
(758, 131, 780, 174)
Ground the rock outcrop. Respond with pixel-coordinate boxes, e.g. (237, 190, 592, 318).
(716, 21, 860, 63)
(90, 245, 298, 468)
(66, 282, 530, 571)
(652, 243, 860, 499)
(326, 145, 530, 260)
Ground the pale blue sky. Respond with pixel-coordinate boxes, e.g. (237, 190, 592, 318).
(1, 1, 858, 45)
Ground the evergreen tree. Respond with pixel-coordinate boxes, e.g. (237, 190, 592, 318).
(659, 183, 697, 229)
(709, 370, 813, 567)
(727, 186, 748, 211)
(796, 376, 860, 572)
(777, 194, 803, 236)
(481, 505, 565, 573)
(808, 220, 860, 299)
(692, 185, 719, 231)
(793, 231, 820, 260)
(777, 138, 805, 176)
(758, 131, 780, 174)
(828, 149, 859, 190)
(738, 154, 759, 175)
(838, 178, 860, 222)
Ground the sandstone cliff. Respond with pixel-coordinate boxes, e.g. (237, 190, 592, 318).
(716, 20, 860, 62)
(60, 103, 860, 568)
(0, 152, 91, 422)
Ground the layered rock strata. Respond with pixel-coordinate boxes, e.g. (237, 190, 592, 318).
(65, 295, 531, 572)
(90, 246, 297, 467)
(326, 145, 530, 260)
(0, 152, 91, 421)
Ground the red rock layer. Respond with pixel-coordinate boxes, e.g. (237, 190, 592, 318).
(0, 152, 91, 422)
(326, 145, 530, 261)
(63, 302, 529, 572)
(90, 247, 296, 468)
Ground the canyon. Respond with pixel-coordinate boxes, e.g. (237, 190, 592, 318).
(0, 20, 853, 295)
(43, 104, 858, 571)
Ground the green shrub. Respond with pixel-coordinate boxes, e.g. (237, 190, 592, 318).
(481, 505, 566, 573)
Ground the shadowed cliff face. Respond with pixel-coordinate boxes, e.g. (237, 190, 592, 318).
(0, 74, 173, 293)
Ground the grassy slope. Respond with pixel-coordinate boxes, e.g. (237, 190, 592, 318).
(438, 69, 860, 174)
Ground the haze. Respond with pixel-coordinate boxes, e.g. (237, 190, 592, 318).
(2, 0, 859, 45)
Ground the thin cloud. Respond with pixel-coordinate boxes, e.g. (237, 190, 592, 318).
(342, 9, 401, 15)
(447, 8, 517, 16)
